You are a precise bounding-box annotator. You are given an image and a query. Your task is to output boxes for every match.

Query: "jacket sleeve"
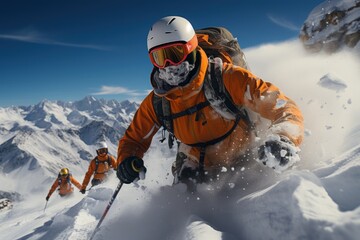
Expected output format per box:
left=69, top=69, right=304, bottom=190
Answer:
left=81, top=160, right=95, bottom=189
left=223, top=64, right=304, bottom=146
left=70, top=176, right=82, bottom=190
left=117, top=92, right=161, bottom=166
left=47, top=179, right=59, bottom=197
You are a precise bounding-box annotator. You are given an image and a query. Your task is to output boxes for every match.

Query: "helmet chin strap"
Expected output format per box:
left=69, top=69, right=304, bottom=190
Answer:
left=158, top=61, right=195, bottom=86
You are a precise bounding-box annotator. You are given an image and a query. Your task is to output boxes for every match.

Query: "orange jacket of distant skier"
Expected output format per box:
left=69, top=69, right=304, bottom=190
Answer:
left=81, top=154, right=117, bottom=189
left=48, top=174, right=82, bottom=197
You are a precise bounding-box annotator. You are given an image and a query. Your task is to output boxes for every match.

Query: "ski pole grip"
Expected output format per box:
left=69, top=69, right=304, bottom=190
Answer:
left=131, top=158, right=144, bottom=173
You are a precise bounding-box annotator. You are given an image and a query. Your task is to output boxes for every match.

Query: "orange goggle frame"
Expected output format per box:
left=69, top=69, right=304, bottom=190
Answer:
left=149, top=36, right=197, bottom=68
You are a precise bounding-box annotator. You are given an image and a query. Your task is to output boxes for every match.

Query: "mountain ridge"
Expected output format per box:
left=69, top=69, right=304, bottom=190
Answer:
left=0, top=96, right=139, bottom=190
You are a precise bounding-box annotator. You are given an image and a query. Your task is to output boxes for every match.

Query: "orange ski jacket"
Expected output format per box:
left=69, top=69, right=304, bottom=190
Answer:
left=117, top=47, right=304, bottom=169
left=47, top=174, right=82, bottom=197
left=81, top=154, right=117, bottom=189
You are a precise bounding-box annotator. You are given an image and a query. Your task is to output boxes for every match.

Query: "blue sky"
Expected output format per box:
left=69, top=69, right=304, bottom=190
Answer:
left=0, top=0, right=323, bottom=107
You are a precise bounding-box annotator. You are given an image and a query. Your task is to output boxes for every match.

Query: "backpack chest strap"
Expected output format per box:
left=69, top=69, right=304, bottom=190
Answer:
left=162, top=101, right=210, bottom=121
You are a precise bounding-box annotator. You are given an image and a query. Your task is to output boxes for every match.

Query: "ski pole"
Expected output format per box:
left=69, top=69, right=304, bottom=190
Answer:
left=44, top=200, right=48, bottom=212
left=88, top=181, right=124, bottom=240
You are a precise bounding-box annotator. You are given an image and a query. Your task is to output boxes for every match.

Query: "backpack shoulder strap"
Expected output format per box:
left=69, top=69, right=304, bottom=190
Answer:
left=152, top=94, right=173, bottom=134
left=204, top=57, right=252, bottom=127
left=57, top=174, right=62, bottom=185
left=67, top=173, right=71, bottom=183
left=94, top=157, right=100, bottom=173
left=152, top=93, right=177, bottom=148
left=107, top=156, right=111, bottom=167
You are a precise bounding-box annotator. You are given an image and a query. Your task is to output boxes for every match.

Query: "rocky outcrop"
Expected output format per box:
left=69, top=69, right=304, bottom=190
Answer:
left=299, top=0, right=360, bottom=53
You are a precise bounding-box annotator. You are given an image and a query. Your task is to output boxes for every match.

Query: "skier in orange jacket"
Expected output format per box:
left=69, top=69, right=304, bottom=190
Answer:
left=46, top=168, right=82, bottom=200
left=116, top=16, right=304, bottom=187
left=80, top=141, right=117, bottom=193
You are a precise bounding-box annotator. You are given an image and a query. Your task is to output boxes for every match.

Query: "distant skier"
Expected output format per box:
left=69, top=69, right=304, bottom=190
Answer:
left=115, top=16, right=304, bottom=189
left=80, top=141, right=117, bottom=193
left=46, top=168, right=82, bottom=200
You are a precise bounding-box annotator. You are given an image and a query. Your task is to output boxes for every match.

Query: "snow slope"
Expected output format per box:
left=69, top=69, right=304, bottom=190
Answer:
left=1, top=39, right=360, bottom=240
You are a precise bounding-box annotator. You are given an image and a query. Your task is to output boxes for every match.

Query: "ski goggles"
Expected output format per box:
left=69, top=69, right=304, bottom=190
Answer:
left=97, top=148, right=108, bottom=154
left=149, top=36, right=197, bottom=68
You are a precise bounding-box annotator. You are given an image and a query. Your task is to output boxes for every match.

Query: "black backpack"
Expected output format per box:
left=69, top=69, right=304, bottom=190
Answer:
left=196, top=27, right=249, bottom=69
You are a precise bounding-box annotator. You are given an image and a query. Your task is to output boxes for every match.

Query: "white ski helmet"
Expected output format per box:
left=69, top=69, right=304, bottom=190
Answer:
left=97, top=141, right=108, bottom=150
left=147, top=16, right=198, bottom=52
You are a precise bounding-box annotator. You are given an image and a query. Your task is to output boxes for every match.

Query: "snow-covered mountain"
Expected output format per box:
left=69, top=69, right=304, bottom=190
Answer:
left=299, top=0, right=360, bottom=53
left=0, top=96, right=139, bottom=197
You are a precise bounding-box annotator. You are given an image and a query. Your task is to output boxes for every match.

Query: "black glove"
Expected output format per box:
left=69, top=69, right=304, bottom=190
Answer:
left=46, top=196, right=50, bottom=201
left=258, top=136, right=295, bottom=166
left=80, top=189, right=86, bottom=194
left=117, top=156, right=146, bottom=184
